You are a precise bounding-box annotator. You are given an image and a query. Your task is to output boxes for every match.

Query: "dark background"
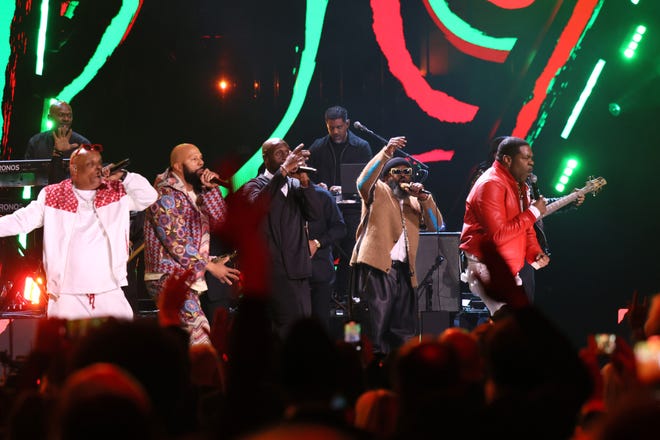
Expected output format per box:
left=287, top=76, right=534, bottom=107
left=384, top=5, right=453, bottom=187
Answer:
left=1, top=0, right=659, bottom=347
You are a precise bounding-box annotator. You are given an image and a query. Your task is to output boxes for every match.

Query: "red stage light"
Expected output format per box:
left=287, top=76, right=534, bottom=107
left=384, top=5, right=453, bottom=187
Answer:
left=23, top=276, right=42, bottom=305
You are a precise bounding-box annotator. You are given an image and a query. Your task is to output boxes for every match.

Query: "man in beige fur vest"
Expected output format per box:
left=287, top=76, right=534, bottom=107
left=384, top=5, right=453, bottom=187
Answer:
left=350, top=136, right=443, bottom=356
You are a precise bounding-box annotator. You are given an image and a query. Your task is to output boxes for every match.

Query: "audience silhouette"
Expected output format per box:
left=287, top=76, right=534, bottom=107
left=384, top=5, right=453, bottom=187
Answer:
left=2, top=196, right=660, bottom=440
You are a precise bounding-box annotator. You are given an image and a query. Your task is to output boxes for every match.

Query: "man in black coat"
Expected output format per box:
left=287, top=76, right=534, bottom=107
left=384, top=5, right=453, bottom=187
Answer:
left=241, top=138, right=322, bottom=339
left=307, top=105, right=372, bottom=193
left=307, top=185, right=346, bottom=333
left=307, top=106, right=373, bottom=306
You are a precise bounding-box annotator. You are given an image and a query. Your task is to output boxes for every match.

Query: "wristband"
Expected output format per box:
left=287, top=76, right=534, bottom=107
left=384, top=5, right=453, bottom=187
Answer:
left=313, top=239, right=321, bottom=249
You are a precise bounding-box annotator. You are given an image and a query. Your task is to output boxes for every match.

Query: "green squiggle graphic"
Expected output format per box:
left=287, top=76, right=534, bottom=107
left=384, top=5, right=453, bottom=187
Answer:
left=57, top=0, right=140, bottom=101
left=229, top=0, right=329, bottom=192
left=40, top=0, right=141, bottom=131
left=426, top=0, right=516, bottom=51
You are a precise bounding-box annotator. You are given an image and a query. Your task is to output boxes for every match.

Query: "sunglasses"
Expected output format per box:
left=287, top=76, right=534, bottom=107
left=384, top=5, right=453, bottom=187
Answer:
left=389, top=167, right=413, bottom=176
left=71, top=144, right=103, bottom=159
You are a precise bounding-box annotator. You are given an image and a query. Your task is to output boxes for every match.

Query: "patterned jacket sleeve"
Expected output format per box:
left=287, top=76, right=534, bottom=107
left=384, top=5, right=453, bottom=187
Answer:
left=146, top=187, right=209, bottom=278
left=199, top=187, right=228, bottom=230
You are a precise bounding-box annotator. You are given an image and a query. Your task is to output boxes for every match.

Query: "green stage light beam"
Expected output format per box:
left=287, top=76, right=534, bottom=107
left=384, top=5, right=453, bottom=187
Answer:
left=623, top=25, right=646, bottom=59
left=554, top=157, right=580, bottom=193
left=561, top=58, right=606, bottom=139
left=36, top=0, right=49, bottom=75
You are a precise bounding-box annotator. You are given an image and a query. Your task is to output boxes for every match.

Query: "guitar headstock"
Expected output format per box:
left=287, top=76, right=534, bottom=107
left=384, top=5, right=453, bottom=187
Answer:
left=584, top=176, right=607, bottom=195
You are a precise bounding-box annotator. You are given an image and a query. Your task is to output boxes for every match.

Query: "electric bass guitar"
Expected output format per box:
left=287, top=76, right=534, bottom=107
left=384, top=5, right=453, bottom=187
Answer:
left=540, top=176, right=607, bottom=219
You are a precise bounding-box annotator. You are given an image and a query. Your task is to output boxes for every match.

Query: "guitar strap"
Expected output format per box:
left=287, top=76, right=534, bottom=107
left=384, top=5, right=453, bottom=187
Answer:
left=533, top=220, right=551, bottom=256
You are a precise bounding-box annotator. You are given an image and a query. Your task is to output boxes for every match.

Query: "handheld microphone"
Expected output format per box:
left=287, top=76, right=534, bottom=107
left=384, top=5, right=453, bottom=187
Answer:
left=529, top=173, right=541, bottom=200
left=400, top=182, right=431, bottom=195
left=196, top=168, right=231, bottom=187
left=297, top=166, right=317, bottom=174
left=108, top=158, right=130, bottom=174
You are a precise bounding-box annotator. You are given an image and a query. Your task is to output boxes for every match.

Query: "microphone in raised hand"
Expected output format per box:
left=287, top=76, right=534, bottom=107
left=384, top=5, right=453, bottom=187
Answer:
left=282, top=143, right=315, bottom=175
left=108, top=158, right=130, bottom=174
left=102, top=158, right=130, bottom=180
left=529, top=173, right=541, bottom=200
left=297, top=165, right=317, bottom=174
left=400, top=182, right=431, bottom=195
left=196, top=168, right=230, bottom=187
left=531, top=195, right=547, bottom=215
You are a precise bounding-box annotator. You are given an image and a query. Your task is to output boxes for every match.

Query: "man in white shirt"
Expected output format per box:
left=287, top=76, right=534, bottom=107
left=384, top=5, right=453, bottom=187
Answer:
left=0, top=144, right=157, bottom=319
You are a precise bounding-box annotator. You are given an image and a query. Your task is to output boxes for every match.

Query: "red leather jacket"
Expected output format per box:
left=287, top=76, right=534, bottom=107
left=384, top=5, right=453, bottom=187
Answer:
left=460, top=161, right=542, bottom=275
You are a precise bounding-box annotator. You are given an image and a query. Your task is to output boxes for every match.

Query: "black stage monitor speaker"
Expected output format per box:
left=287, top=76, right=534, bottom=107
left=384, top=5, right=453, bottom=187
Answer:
left=0, top=318, right=39, bottom=360
left=420, top=311, right=451, bottom=336
left=415, top=232, right=461, bottom=313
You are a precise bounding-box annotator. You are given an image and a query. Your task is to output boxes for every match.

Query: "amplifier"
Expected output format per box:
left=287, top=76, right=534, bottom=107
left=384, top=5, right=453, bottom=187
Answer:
left=415, top=232, right=461, bottom=313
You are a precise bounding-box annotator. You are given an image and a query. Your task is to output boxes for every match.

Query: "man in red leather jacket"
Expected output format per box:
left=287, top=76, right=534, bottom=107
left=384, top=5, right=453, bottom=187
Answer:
left=460, top=137, right=549, bottom=316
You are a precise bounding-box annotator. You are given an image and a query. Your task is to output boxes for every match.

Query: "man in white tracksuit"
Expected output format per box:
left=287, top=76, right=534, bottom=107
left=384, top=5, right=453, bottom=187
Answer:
left=0, top=144, right=157, bottom=319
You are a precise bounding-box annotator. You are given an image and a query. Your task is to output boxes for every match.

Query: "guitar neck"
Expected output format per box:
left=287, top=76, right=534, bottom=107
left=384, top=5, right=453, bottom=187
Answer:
left=542, top=190, right=582, bottom=218
left=538, top=177, right=605, bottom=219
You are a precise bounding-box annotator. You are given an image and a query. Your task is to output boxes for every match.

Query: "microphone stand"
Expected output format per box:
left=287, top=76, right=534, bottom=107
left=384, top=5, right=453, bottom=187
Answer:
left=416, top=255, right=445, bottom=311
left=353, top=122, right=429, bottom=170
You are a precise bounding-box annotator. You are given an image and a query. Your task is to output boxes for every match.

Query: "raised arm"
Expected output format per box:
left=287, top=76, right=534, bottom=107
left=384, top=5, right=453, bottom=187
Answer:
left=122, top=172, right=158, bottom=211
left=356, top=137, right=406, bottom=202
left=0, top=190, right=46, bottom=236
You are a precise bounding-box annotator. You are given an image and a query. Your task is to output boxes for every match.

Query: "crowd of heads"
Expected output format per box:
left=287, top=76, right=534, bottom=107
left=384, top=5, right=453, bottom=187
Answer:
left=3, top=113, right=657, bottom=439
left=2, top=284, right=660, bottom=439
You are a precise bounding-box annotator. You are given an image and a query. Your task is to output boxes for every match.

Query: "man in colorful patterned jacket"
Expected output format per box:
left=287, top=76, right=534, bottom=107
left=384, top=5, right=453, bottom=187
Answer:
left=0, top=144, right=157, bottom=319
left=144, top=143, right=240, bottom=345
